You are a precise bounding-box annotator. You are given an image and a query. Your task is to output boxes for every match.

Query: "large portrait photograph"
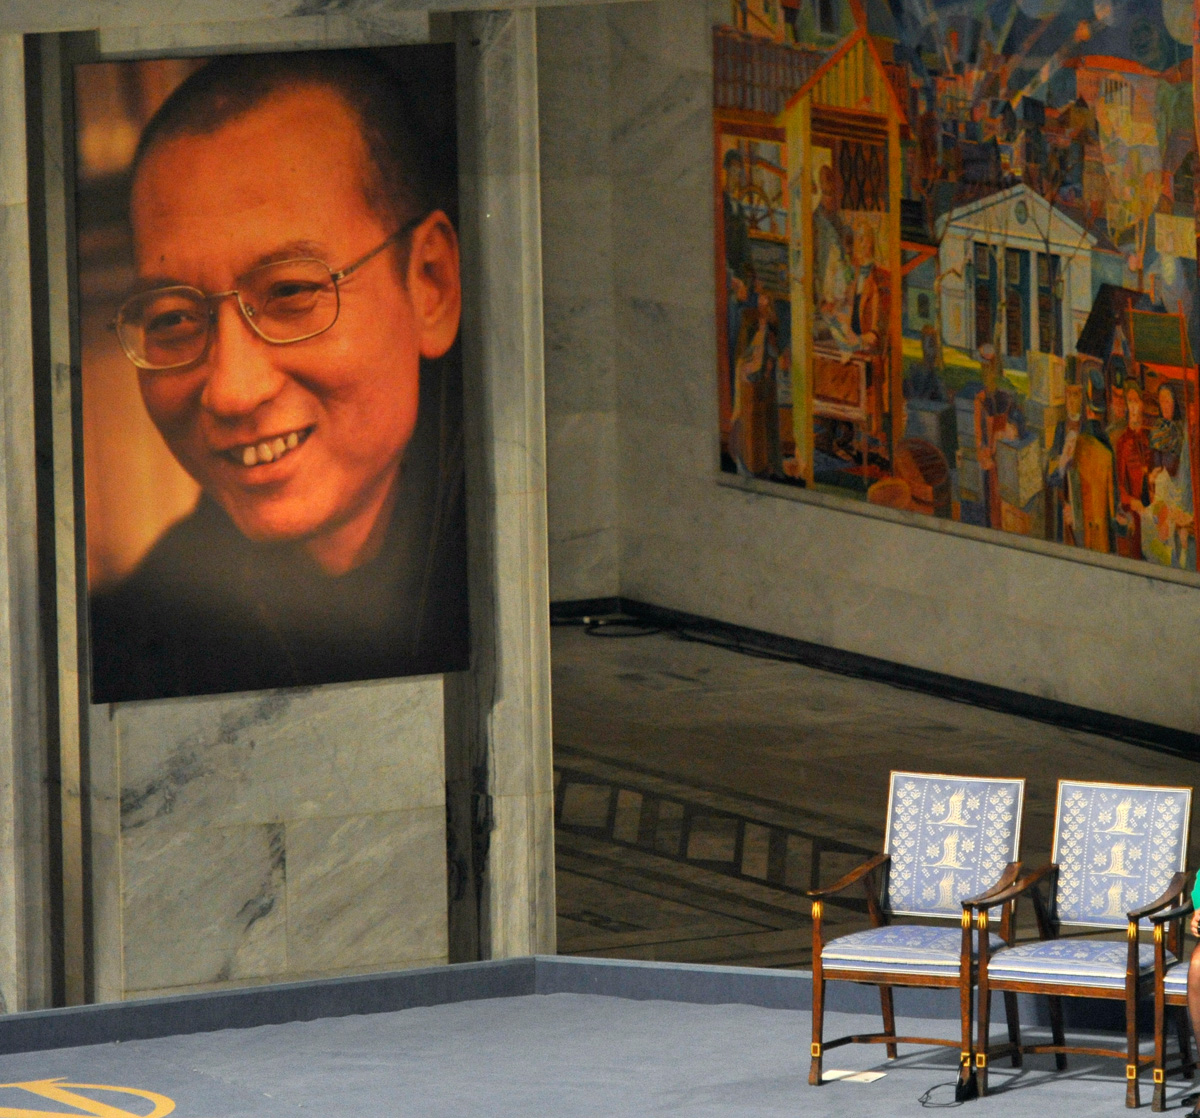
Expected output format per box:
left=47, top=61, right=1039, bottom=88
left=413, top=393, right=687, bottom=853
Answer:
left=715, top=0, right=1200, bottom=573
left=75, top=45, right=468, bottom=703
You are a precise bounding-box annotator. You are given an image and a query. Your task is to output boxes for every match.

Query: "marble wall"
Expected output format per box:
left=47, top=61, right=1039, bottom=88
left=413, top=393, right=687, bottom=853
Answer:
left=91, top=682, right=448, bottom=1000
left=539, top=6, right=619, bottom=603
left=0, top=35, right=54, bottom=1015
left=538, top=0, right=1200, bottom=734
left=0, top=2, right=556, bottom=1009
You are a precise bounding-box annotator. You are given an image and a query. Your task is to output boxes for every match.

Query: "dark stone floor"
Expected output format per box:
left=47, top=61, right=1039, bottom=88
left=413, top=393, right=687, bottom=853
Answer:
left=551, top=623, right=1200, bottom=967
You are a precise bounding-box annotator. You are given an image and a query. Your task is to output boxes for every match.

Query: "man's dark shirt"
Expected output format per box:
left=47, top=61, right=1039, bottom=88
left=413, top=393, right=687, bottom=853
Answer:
left=89, top=364, right=469, bottom=702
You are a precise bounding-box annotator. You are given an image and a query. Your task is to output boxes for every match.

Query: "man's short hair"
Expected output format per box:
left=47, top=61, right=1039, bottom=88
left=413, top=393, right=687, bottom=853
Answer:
left=133, top=49, right=454, bottom=235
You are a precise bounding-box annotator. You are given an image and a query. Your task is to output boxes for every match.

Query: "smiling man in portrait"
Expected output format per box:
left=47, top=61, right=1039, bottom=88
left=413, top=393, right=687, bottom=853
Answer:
left=88, top=50, right=469, bottom=701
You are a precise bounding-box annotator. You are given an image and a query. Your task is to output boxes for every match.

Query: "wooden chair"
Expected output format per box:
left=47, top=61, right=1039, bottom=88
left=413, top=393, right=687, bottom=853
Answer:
left=975, top=780, right=1191, bottom=1108
left=1151, top=890, right=1194, bottom=1111
left=808, top=771, right=1024, bottom=1099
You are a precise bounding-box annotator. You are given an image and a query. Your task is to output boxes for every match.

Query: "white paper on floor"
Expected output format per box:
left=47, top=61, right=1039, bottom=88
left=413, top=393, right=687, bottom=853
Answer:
left=820, top=1069, right=887, bottom=1083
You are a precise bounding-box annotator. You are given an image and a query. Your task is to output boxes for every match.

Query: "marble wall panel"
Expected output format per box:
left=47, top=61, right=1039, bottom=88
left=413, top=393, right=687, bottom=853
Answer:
left=0, top=34, right=52, bottom=1013
left=106, top=678, right=446, bottom=997
left=97, top=11, right=429, bottom=54
left=540, top=175, right=615, bottom=417
left=546, top=411, right=619, bottom=602
left=539, top=5, right=619, bottom=602
left=286, top=808, right=446, bottom=973
left=122, top=821, right=288, bottom=993
left=1, top=0, right=648, bottom=37
left=537, top=6, right=611, bottom=178
left=88, top=710, right=122, bottom=1002
left=614, top=296, right=715, bottom=433
left=116, top=682, right=445, bottom=832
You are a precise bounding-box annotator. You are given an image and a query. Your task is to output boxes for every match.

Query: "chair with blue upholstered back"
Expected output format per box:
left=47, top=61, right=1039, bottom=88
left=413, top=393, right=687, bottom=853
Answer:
left=975, top=780, right=1191, bottom=1109
left=808, top=771, right=1025, bottom=1098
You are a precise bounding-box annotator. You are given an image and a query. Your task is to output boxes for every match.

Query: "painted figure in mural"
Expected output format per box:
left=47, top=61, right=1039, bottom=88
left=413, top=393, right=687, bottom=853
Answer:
left=1047, top=383, right=1084, bottom=545
left=90, top=50, right=468, bottom=701
left=973, top=344, right=1025, bottom=530
left=1143, top=381, right=1195, bottom=567
left=813, top=164, right=850, bottom=342
left=1073, top=372, right=1116, bottom=553
left=723, top=148, right=756, bottom=392
left=1116, top=386, right=1153, bottom=562
left=730, top=291, right=782, bottom=477
left=903, top=325, right=946, bottom=404
left=1106, top=385, right=1128, bottom=446
left=848, top=225, right=888, bottom=356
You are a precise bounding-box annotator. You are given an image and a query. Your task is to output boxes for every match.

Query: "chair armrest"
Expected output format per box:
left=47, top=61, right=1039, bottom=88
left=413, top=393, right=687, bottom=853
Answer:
left=961, top=861, right=1022, bottom=909
left=1149, top=900, right=1193, bottom=926
left=973, top=861, right=1056, bottom=908
left=1128, top=872, right=1188, bottom=921
left=807, top=852, right=889, bottom=899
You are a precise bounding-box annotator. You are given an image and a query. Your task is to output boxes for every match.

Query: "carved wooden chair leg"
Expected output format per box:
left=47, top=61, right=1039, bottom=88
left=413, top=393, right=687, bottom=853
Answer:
left=1126, top=983, right=1141, bottom=1110
left=880, top=985, right=898, bottom=1059
left=1153, top=1000, right=1168, bottom=1113
left=976, top=974, right=992, bottom=1097
left=1048, top=995, right=1068, bottom=1070
left=809, top=975, right=825, bottom=1086
left=1003, top=991, right=1022, bottom=1067
left=957, top=962, right=976, bottom=1100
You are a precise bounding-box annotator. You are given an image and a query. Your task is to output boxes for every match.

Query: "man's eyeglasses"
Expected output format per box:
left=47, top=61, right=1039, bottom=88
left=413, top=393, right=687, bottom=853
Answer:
left=113, top=214, right=425, bottom=372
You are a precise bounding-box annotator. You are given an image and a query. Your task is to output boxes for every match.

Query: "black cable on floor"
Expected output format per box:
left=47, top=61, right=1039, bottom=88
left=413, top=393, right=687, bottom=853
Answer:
left=583, top=617, right=661, bottom=638
left=917, top=1081, right=966, bottom=1107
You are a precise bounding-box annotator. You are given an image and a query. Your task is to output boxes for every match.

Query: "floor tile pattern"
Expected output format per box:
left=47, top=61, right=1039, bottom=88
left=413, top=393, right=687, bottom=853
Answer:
left=551, top=624, right=1200, bottom=967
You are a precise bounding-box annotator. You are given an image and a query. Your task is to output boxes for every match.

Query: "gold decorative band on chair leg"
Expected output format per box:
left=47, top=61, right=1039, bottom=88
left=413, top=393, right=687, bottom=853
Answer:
left=960, top=1053, right=971, bottom=1067
left=811, top=1043, right=822, bottom=1058
left=961, top=910, right=971, bottom=929
left=975, top=1054, right=987, bottom=1068
left=1127, top=1065, right=1138, bottom=1080
left=1154, top=1069, right=1165, bottom=1084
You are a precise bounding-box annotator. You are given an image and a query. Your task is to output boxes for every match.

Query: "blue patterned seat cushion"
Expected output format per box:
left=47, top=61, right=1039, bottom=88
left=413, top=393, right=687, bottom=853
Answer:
left=984, top=939, right=1177, bottom=989
left=1163, top=963, right=1189, bottom=996
left=822, top=925, right=1004, bottom=978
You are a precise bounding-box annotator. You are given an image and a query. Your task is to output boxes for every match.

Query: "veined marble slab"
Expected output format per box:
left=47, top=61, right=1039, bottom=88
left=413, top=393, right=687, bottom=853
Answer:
left=106, top=680, right=447, bottom=998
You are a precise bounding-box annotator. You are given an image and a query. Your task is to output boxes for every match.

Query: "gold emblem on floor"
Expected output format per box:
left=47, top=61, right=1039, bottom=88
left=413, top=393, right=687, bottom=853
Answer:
left=0, top=1078, right=174, bottom=1117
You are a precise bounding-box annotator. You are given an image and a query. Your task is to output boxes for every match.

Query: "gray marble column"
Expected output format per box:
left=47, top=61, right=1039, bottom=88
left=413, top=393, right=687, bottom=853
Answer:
left=450, top=9, right=555, bottom=960
left=0, top=34, right=53, bottom=1012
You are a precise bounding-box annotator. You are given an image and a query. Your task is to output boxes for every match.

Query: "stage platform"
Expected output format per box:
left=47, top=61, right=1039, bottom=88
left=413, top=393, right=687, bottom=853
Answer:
left=0, top=956, right=1189, bottom=1116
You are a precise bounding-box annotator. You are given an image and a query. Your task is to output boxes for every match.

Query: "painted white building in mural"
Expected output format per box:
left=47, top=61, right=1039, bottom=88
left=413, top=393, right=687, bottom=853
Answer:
left=936, top=184, right=1097, bottom=364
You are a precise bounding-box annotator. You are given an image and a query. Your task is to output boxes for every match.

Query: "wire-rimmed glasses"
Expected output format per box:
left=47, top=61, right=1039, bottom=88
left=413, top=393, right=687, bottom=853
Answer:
left=113, top=214, right=425, bottom=371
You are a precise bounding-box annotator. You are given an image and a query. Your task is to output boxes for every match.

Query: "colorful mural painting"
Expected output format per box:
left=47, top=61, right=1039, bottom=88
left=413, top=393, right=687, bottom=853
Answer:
left=715, top=0, right=1200, bottom=571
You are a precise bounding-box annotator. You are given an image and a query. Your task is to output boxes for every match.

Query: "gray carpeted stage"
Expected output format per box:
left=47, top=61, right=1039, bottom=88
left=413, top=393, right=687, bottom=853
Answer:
left=0, top=957, right=1188, bottom=1116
